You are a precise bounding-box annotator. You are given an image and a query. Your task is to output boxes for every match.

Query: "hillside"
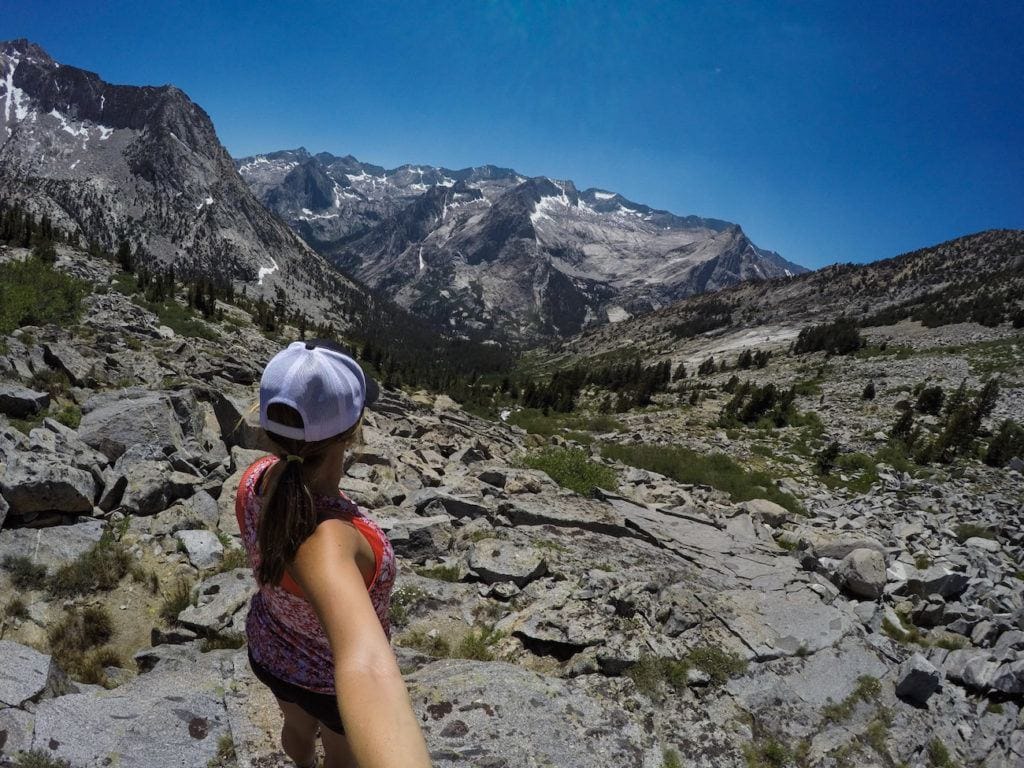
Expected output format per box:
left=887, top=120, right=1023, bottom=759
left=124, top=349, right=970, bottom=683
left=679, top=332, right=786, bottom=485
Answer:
left=0, top=40, right=363, bottom=324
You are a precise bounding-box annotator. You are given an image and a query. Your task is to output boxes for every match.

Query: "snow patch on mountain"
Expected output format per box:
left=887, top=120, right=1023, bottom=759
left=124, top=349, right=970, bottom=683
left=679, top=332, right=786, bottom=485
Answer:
left=257, top=258, right=279, bottom=285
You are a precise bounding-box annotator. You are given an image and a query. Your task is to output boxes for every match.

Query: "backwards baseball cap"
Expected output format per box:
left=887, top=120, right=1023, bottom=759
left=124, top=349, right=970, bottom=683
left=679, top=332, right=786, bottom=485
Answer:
left=259, top=339, right=379, bottom=442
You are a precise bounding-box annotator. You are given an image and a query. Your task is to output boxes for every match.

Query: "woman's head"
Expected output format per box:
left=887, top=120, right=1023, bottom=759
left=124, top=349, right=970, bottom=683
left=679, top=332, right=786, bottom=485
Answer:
left=254, top=339, right=378, bottom=585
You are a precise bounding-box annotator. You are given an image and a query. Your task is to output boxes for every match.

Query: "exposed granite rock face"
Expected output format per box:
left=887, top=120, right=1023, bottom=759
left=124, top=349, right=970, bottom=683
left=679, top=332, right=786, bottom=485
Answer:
left=405, top=660, right=659, bottom=767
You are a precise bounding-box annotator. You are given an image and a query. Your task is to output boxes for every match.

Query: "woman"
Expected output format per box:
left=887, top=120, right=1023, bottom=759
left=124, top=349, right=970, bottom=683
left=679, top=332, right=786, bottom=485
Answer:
left=235, top=339, right=431, bottom=768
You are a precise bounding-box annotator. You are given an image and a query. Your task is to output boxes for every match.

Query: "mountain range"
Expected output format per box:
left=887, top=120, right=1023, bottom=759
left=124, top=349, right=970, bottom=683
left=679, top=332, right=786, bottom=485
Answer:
left=236, top=148, right=807, bottom=341
left=0, top=39, right=363, bottom=326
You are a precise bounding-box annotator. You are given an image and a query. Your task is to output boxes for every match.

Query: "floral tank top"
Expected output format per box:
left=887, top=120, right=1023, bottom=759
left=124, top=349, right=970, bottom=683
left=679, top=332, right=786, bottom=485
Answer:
left=235, top=455, right=396, bottom=693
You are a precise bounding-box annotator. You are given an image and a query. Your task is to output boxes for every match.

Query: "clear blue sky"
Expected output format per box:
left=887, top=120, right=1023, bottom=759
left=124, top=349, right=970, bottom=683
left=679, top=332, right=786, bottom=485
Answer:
left=5, top=1, right=1023, bottom=269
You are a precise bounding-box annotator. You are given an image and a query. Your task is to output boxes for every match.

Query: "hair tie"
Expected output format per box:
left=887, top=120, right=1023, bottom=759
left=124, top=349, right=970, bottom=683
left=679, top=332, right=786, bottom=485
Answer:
left=285, top=454, right=304, bottom=464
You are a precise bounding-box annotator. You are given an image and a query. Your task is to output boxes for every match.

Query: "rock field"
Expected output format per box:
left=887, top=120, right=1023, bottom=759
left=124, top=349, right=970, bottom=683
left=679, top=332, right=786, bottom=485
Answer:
left=1, top=249, right=1022, bottom=767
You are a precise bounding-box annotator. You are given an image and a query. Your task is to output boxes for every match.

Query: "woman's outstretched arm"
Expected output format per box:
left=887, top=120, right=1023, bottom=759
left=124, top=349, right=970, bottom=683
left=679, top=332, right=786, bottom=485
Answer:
left=290, top=519, right=432, bottom=768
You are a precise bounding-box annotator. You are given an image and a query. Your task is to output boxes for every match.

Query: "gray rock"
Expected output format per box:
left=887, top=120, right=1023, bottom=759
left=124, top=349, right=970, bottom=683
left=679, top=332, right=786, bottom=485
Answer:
left=0, top=494, right=8, bottom=530
left=964, top=536, right=1001, bottom=553
left=30, top=649, right=230, bottom=768
left=176, top=569, right=256, bottom=634
left=174, top=529, right=224, bottom=570
left=0, top=706, right=35, bottom=756
left=468, top=538, right=548, bottom=587
left=0, top=640, right=70, bottom=708
left=43, top=341, right=94, bottom=385
left=112, top=445, right=201, bottom=516
left=78, top=392, right=185, bottom=461
left=0, top=518, right=104, bottom=572
left=0, top=451, right=97, bottom=516
left=738, top=498, right=792, bottom=527
left=411, top=489, right=491, bottom=520
left=895, top=653, right=942, bottom=706
left=477, top=468, right=508, bottom=488
left=0, top=383, right=49, bottom=418
left=389, top=515, right=453, bottom=562
left=837, top=548, right=887, bottom=599
left=906, top=566, right=971, bottom=599
left=405, top=659, right=658, bottom=767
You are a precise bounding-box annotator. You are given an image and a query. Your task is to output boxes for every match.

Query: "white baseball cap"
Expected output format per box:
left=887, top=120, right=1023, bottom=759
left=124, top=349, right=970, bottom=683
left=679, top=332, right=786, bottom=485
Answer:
left=259, top=339, right=379, bottom=442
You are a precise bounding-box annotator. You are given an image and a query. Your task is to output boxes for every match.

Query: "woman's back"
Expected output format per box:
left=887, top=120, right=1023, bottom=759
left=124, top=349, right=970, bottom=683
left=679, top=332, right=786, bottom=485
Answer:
left=237, top=454, right=396, bottom=693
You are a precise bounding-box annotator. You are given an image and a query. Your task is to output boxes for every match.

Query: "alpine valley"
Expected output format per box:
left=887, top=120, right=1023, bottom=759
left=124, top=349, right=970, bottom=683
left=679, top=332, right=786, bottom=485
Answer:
left=236, top=147, right=807, bottom=342
left=1, top=38, right=1023, bottom=768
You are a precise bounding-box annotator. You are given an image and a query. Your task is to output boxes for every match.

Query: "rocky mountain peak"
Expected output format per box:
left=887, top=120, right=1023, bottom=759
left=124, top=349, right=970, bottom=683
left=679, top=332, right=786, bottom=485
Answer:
left=0, top=39, right=366, bottom=327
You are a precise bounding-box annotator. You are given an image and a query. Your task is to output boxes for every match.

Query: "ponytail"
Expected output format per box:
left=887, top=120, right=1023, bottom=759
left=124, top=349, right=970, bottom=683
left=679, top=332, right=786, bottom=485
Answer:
left=256, top=403, right=361, bottom=586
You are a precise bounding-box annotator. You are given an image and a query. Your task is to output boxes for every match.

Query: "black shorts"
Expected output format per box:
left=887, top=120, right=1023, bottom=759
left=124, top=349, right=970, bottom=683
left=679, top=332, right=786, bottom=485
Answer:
left=247, top=650, right=345, bottom=735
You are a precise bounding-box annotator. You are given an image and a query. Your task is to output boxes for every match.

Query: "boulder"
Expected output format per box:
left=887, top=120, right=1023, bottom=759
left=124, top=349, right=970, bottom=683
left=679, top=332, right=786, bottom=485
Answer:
left=0, top=518, right=104, bottom=572
left=411, top=489, right=491, bottom=520
left=0, top=383, right=49, bottom=418
left=176, top=569, right=256, bottom=635
left=468, top=538, right=548, bottom=587
left=389, top=515, right=454, bottom=562
left=405, top=659, right=658, bottom=767
left=905, top=566, right=971, bottom=600
left=78, top=392, right=185, bottom=461
left=895, top=653, right=942, bottom=706
left=111, top=445, right=201, bottom=516
left=0, top=493, right=8, bottom=529
left=174, top=529, right=224, bottom=570
left=738, top=499, right=793, bottom=528
left=836, top=548, right=887, bottom=599
left=43, top=342, right=94, bottom=385
left=29, top=649, right=231, bottom=768
left=0, top=706, right=35, bottom=755
left=0, top=640, right=70, bottom=708
left=0, top=451, right=97, bottom=516
left=964, top=536, right=1000, bottom=553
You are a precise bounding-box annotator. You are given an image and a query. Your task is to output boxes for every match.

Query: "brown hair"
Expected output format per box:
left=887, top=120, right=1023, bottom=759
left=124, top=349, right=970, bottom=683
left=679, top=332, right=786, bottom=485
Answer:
left=256, top=402, right=362, bottom=586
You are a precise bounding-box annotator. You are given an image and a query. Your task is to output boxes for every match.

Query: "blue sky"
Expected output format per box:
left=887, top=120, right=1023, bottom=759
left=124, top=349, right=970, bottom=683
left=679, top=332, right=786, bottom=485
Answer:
left=5, top=1, right=1023, bottom=269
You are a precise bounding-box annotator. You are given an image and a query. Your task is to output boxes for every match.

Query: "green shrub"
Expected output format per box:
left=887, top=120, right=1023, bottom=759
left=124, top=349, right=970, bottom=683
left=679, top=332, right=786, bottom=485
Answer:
left=47, top=530, right=131, bottom=597
left=601, top=443, right=804, bottom=515
left=0, top=257, right=89, bottom=335
left=663, top=749, right=683, bottom=768
left=54, top=403, right=82, bottom=429
left=159, top=578, right=195, bottom=625
left=626, top=655, right=690, bottom=699
left=29, top=369, right=71, bottom=398
left=815, top=441, right=841, bottom=476
left=984, top=419, right=1024, bottom=467
left=915, top=386, right=945, bottom=415
left=743, top=738, right=793, bottom=768
left=389, top=586, right=428, bottom=627
left=928, top=739, right=957, bottom=768
left=822, top=675, right=882, bottom=723
left=399, top=629, right=451, bottom=657
left=207, top=734, right=237, bottom=768
left=454, top=626, right=504, bottom=661
left=519, top=447, right=618, bottom=496
left=12, top=749, right=73, bottom=768
left=2, top=555, right=48, bottom=590
left=793, top=318, right=863, bottom=355
left=4, top=595, right=29, bottom=621
left=688, top=645, right=748, bottom=685
left=862, top=381, right=876, bottom=400
left=47, top=605, right=121, bottom=685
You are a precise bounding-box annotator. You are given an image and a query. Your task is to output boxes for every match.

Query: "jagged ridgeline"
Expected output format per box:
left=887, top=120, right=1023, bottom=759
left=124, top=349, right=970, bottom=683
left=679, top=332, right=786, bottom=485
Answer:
left=236, top=150, right=807, bottom=343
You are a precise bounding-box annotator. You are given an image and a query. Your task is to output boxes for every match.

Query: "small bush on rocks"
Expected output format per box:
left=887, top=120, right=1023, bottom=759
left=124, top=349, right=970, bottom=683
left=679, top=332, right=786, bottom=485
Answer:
left=454, top=626, right=504, bottom=661
left=519, top=447, right=618, bottom=496
left=742, top=738, right=793, bottom=768
left=413, top=564, right=462, bottom=582
left=12, top=749, right=73, bottom=768
left=2, top=555, right=48, bottom=590
left=47, top=605, right=121, bottom=685
left=399, top=629, right=451, bottom=657
left=688, top=645, right=748, bottom=685
left=915, top=385, right=945, bottom=415
left=159, top=578, right=195, bottom=625
left=200, top=631, right=245, bottom=652
left=627, top=655, right=690, bottom=699
left=47, top=530, right=131, bottom=598
left=984, top=419, right=1024, bottom=467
